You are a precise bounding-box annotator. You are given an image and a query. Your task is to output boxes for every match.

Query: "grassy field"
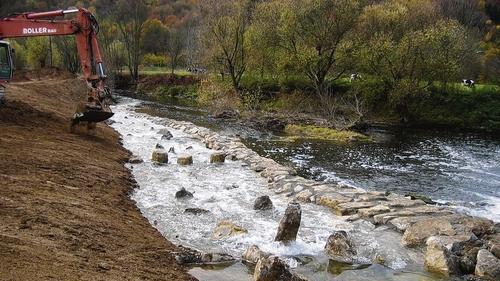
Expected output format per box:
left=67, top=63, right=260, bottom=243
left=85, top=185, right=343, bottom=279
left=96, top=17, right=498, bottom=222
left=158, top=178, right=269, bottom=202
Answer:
left=124, top=66, right=193, bottom=76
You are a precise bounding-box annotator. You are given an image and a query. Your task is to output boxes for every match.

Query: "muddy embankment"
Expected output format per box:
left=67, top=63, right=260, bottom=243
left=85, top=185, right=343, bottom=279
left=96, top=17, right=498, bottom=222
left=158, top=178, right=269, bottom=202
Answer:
left=0, top=77, right=195, bottom=281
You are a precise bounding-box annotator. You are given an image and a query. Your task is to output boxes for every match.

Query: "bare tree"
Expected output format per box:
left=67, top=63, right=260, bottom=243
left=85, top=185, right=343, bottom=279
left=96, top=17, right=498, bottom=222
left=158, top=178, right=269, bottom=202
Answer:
left=113, top=0, right=150, bottom=82
left=166, top=28, right=187, bottom=74
left=200, top=0, right=253, bottom=94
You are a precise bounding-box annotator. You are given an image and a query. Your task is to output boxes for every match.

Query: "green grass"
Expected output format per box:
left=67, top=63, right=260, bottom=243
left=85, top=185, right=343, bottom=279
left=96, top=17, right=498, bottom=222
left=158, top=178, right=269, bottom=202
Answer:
left=284, top=124, right=370, bottom=142
left=120, top=66, right=193, bottom=76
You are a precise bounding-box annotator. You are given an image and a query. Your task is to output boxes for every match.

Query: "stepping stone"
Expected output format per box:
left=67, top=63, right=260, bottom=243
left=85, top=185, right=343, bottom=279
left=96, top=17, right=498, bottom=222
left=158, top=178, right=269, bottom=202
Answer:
left=151, top=149, right=168, bottom=164
left=177, top=154, right=193, bottom=165
left=210, top=152, right=225, bottom=163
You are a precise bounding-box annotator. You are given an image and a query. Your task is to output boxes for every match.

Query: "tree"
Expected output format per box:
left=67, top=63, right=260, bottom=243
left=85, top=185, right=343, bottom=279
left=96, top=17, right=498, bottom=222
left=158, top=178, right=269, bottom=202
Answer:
left=357, top=0, right=474, bottom=122
left=100, top=0, right=150, bottom=82
left=253, top=0, right=362, bottom=96
left=142, top=19, right=187, bottom=74
left=26, top=37, right=51, bottom=69
left=53, top=36, right=80, bottom=74
left=200, top=0, right=253, bottom=94
left=165, top=27, right=187, bottom=74
left=142, top=19, right=169, bottom=55
left=97, top=19, right=128, bottom=76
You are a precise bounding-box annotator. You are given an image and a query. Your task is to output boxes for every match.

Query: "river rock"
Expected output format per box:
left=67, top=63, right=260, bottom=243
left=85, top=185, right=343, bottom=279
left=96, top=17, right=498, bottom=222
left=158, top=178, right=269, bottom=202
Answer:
left=151, top=149, right=168, bottom=164
left=424, top=236, right=461, bottom=276
left=210, top=152, right=226, bottom=163
left=402, top=216, right=456, bottom=247
left=357, top=205, right=391, bottom=218
left=173, top=245, right=235, bottom=265
left=184, top=208, right=210, bottom=215
left=254, top=256, right=307, bottom=281
left=295, top=189, right=314, bottom=203
left=490, top=244, right=500, bottom=259
left=158, top=128, right=173, bottom=139
left=265, top=119, right=286, bottom=132
left=169, top=146, right=176, bottom=154
left=156, top=143, right=164, bottom=149
left=212, top=110, right=239, bottom=119
left=128, top=156, right=143, bottom=164
left=334, top=201, right=378, bottom=216
left=275, top=202, right=301, bottom=243
left=324, top=231, right=357, bottom=264
left=318, top=193, right=352, bottom=209
left=177, top=153, right=193, bottom=165
left=98, top=261, right=111, bottom=271
left=242, top=245, right=270, bottom=264
left=175, top=188, right=193, bottom=199
left=254, top=196, right=273, bottom=210
left=405, top=193, right=436, bottom=205
left=212, top=220, right=248, bottom=239
left=475, top=249, right=500, bottom=280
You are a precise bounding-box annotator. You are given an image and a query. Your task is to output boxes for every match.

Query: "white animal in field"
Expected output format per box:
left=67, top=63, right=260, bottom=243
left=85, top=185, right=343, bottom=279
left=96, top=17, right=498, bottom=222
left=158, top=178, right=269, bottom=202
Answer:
left=187, top=67, right=207, bottom=74
left=350, top=73, right=362, bottom=82
left=462, top=79, right=475, bottom=88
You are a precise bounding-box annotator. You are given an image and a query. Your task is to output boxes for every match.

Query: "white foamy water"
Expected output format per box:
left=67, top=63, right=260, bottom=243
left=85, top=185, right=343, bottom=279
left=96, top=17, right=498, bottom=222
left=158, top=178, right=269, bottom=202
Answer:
left=110, top=98, right=431, bottom=280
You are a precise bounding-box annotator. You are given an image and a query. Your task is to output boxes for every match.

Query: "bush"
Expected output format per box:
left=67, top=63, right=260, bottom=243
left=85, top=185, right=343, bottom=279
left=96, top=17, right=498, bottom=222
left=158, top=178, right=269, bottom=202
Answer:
left=407, top=83, right=500, bottom=129
left=197, top=78, right=241, bottom=112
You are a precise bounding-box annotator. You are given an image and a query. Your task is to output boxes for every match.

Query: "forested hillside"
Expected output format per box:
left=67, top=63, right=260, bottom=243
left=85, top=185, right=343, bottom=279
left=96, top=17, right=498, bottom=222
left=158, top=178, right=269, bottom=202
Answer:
left=1, top=0, right=499, bottom=129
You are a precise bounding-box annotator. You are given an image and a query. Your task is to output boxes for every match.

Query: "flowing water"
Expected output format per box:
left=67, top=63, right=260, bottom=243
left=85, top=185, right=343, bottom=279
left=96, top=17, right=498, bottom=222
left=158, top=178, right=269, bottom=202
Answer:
left=110, top=97, right=445, bottom=281
left=132, top=99, right=500, bottom=223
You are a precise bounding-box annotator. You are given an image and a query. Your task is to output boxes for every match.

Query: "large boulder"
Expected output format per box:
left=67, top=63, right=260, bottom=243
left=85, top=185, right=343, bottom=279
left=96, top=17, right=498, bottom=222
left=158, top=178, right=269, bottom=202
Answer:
left=275, top=203, right=302, bottom=243
left=402, top=216, right=456, bottom=247
left=212, top=220, right=248, bottom=239
left=475, top=249, right=500, bottom=280
left=151, top=149, right=168, bottom=164
left=491, top=244, right=500, bottom=259
left=254, top=256, right=307, bottom=281
left=423, top=234, right=483, bottom=277
left=423, top=236, right=461, bottom=277
left=242, top=245, right=270, bottom=264
left=177, top=153, right=193, bottom=165
left=210, top=152, right=226, bottom=164
left=254, top=196, right=273, bottom=210
left=175, top=188, right=193, bottom=199
left=324, top=231, right=357, bottom=264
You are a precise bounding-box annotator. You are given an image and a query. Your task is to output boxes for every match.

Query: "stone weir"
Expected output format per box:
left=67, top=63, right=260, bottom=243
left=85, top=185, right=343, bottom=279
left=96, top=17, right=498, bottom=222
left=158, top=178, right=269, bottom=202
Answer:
left=156, top=117, right=500, bottom=280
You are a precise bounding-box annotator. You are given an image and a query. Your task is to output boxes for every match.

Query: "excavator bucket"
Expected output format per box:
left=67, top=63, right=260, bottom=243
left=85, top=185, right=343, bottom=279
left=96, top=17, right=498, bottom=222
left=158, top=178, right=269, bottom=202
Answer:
left=72, top=109, right=114, bottom=123
left=71, top=102, right=114, bottom=126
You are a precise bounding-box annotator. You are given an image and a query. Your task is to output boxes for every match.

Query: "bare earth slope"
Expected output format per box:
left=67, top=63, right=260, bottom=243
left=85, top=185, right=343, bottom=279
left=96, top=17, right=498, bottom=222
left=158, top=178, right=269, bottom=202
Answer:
left=0, top=78, right=195, bottom=281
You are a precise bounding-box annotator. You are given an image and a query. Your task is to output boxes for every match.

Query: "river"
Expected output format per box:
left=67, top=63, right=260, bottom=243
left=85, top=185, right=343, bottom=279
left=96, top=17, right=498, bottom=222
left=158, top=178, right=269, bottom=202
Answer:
left=132, top=98, right=500, bottom=223
left=109, top=96, right=499, bottom=281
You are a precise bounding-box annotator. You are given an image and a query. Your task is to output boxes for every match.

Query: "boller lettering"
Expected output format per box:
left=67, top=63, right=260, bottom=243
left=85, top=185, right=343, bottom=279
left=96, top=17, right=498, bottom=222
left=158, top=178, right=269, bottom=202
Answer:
left=22, top=27, right=57, bottom=35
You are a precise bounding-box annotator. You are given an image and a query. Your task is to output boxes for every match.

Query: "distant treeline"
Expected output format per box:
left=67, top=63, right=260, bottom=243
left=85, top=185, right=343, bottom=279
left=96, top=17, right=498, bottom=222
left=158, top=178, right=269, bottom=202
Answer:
left=2, top=0, right=499, bottom=127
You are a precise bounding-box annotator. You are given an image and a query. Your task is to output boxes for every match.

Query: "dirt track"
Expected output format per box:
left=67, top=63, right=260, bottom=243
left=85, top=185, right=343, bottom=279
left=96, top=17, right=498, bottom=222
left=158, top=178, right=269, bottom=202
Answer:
left=0, top=78, right=196, bottom=281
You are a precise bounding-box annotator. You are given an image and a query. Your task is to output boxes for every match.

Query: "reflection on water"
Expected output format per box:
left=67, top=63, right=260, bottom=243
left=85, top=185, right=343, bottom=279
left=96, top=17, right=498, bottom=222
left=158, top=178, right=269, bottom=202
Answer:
left=135, top=98, right=500, bottom=222
left=244, top=130, right=500, bottom=222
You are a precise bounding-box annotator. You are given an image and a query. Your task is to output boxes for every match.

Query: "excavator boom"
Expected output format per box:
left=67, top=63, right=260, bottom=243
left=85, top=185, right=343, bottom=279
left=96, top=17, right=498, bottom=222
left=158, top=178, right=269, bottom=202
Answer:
left=0, top=8, right=113, bottom=126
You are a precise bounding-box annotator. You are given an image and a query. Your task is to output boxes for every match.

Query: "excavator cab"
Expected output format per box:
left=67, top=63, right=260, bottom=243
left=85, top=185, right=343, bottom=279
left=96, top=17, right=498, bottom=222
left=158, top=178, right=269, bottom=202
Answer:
left=0, top=41, right=14, bottom=104
left=0, top=41, right=14, bottom=82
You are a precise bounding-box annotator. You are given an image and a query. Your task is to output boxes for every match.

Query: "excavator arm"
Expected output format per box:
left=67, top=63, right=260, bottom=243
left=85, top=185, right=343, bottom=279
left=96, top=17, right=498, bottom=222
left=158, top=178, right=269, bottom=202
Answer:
left=0, top=8, right=113, bottom=125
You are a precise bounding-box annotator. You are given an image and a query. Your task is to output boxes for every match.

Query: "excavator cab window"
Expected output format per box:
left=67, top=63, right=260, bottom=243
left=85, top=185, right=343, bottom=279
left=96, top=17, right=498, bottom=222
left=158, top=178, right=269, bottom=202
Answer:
left=0, top=41, right=14, bottom=81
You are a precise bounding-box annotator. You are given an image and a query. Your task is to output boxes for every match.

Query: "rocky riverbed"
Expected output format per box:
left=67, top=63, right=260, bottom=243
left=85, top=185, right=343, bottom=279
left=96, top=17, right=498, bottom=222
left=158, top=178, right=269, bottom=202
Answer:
left=110, top=97, right=500, bottom=281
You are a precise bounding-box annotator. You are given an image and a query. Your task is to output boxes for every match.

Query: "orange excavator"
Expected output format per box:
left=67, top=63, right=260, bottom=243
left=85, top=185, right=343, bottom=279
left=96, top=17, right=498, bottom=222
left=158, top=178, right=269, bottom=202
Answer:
left=0, top=8, right=113, bottom=129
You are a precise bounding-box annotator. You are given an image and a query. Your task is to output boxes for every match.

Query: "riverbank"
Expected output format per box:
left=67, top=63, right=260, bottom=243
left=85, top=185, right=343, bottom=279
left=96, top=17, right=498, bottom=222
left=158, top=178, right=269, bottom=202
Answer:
left=116, top=73, right=500, bottom=133
left=0, top=78, right=195, bottom=280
